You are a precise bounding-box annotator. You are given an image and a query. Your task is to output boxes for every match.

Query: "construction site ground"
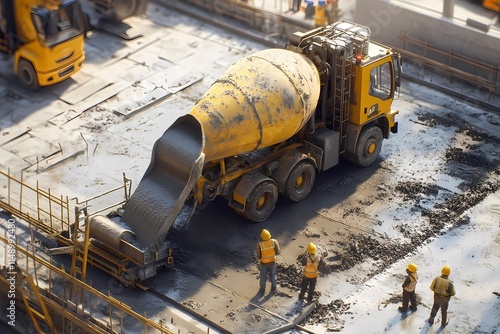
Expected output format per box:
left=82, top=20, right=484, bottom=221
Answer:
left=1, top=1, right=500, bottom=333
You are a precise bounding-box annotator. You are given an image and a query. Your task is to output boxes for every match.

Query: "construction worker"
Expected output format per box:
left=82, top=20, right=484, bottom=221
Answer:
left=399, top=263, right=418, bottom=312
left=256, top=229, right=281, bottom=294
left=299, top=242, right=323, bottom=303
left=428, top=265, right=456, bottom=327
left=314, top=0, right=329, bottom=27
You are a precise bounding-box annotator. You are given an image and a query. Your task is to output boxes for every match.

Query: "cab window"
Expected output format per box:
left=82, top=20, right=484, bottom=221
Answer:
left=369, top=62, right=393, bottom=100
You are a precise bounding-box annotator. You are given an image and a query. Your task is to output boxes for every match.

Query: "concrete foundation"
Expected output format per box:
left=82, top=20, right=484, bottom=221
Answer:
left=354, top=0, right=500, bottom=94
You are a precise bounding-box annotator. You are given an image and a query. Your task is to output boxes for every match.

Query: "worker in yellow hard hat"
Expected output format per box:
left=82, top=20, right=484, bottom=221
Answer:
left=428, top=265, right=456, bottom=327
left=256, top=229, right=281, bottom=294
left=298, top=242, right=324, bottom=303
left=399, top=263, right=418, bottom=312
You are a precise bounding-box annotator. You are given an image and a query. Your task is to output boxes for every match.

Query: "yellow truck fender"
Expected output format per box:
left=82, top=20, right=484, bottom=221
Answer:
left=229, top=173, right=276, bottom=213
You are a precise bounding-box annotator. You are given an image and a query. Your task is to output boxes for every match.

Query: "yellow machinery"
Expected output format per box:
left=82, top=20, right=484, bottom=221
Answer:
left=86, top=21, right=401, bottom=285
left=0, top=0, right=86, bottom=89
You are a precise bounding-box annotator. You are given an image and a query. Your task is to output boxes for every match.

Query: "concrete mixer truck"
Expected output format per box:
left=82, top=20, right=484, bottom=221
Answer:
left=85, top=21, right=401, bottom=284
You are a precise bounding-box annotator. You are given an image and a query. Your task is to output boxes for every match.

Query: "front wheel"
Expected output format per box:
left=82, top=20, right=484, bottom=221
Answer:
left=243, top=181, right=278, bottom=222
left=284, top=161, right=316, bottom=202
left=352, top=126, right=383, bottom=167
left=18, top=59, right=40, bottom=90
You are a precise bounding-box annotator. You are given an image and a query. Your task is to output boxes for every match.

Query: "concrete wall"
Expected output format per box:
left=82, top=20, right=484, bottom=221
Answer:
left=353, top=0, right=500, bottom=94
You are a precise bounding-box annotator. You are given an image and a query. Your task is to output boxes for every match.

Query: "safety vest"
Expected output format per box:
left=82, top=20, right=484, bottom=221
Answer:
left=432, top=276, right=451, bottom=297
left=259, top=240, right=276, bottom=264
left=303, top=255, right=320, bottom=278
left=404, top=273, right=418, bottom=292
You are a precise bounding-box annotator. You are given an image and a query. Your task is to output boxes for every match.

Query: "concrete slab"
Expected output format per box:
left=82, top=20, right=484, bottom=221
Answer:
left=162, top=66, right=204, bottom=93
left=112, top=87, right=172, bottom=118
left=2, top=133, right=60, bottom=167
left=49, top=80, right=131, bottom=126
left=0, top=148, right=30, bottom=171
left=59, top=77, right=113, bottom=105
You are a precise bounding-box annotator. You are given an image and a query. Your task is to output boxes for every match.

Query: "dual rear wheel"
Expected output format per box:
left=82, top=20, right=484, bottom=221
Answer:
left=241, top=161, right=316, bottom=222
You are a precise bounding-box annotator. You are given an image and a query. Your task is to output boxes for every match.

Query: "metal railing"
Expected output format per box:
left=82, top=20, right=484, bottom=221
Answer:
left=0, top=234, right=175, bottom=334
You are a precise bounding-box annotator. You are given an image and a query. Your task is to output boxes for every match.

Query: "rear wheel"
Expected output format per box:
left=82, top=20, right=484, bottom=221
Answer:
left=18, top=59, right=39, bottom=90
left=243, top=181, right=278, bottom=222
left=352, top=126, right=383, bottom=167
left=284, top=161, right=316, bottom=202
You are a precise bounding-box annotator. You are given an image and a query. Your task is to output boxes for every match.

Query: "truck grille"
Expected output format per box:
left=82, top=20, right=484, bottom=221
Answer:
left=59, top=65, right=74, bottom=78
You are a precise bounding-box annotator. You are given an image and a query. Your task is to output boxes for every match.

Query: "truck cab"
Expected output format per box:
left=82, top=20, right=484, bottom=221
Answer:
left=0, top=0, right=85, bottom=89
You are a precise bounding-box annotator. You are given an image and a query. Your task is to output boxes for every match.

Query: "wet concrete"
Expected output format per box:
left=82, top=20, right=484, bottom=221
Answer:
left=122, top=115, right=205, bottom=250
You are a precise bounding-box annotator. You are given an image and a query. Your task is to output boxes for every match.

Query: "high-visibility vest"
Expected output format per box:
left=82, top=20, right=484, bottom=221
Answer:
left=259, top=240, right=276, bottom=264
left=432, top=277, right=451, bottom=297
left=404, top=273, right=418, bottom=292
left=303, top=255, right=320, bottom=278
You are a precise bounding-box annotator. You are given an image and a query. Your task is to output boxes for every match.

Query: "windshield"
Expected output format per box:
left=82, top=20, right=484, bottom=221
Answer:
left=31, top=0, right=84, bottom=48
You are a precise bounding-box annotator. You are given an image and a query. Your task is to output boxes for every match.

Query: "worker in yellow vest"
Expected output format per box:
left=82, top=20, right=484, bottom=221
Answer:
left=399, top=263, right=418, bottom=312
left=428, top=265, right=456, bottom=327
left=314, top=0, right=329, bottom=27
left=298, top=242, right=323, bottom=303
left=256, top=229, right=281, bottom=294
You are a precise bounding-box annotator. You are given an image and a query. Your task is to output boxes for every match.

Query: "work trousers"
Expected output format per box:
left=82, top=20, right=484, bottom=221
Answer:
left=402, top=290, right=417, bottom=310
left=299, top=276, right=317, bottom=301
left=259, top=262, right=277, bottom=290
left=430, top=297, right=450, bottom=324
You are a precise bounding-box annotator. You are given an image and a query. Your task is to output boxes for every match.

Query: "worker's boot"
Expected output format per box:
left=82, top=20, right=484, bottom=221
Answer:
left=398, top=306, right=408, bottom=312
left=428, top=317, right=434, bottom=325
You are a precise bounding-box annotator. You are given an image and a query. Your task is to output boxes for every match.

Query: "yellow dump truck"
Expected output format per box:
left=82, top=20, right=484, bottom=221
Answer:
left=0, top=0, right=86, bottom=89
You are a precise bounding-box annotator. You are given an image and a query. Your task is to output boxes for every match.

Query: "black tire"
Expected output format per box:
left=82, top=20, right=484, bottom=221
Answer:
left=243, top=181, right=278, bottom=222
left=352, top=126, right=383, bottom=167
left=18, top=59, right=40, bottom=90
left=284, top=161, right=316, bottom=202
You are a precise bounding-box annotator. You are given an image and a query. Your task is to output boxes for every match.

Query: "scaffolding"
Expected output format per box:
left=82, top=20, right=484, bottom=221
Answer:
left=0, top=234, right=175, bottom=333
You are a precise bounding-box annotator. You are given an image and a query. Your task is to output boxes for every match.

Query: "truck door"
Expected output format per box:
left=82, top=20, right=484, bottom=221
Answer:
left=351, top=57, right=395, bottom=127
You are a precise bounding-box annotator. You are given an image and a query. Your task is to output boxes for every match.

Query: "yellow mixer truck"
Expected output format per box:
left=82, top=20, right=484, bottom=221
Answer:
left=85, top=21, right=401, bottom=284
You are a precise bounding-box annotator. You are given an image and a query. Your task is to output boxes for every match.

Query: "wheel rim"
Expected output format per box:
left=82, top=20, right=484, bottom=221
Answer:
left=367, top=141, right=376, bottom=155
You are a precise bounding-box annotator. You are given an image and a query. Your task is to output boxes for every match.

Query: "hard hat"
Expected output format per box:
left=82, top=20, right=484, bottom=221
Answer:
left=307, top=242, right=316, bottom=254
left=406, top=263, right=417, bottom=273
left=441, top=265, right=450, bottom=276
left=261, top=229, right=271, bottom=241
left=318, top=0, right=326, bottom=5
